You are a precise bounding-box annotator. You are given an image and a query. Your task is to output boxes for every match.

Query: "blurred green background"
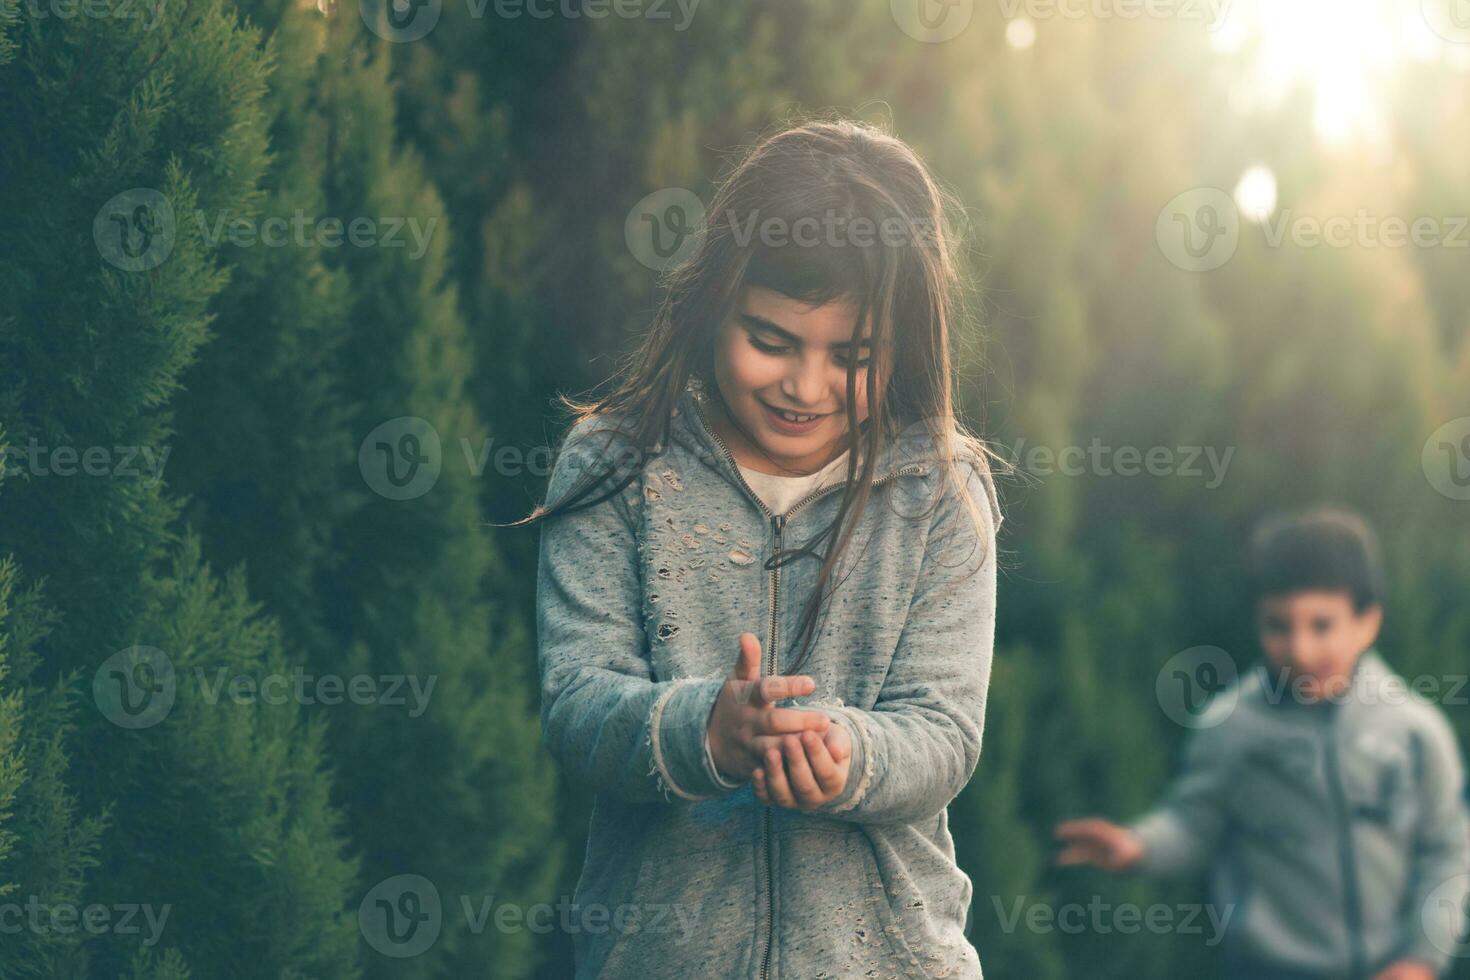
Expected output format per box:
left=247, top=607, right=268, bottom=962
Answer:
left=2, top=0, right=1469, bottom=975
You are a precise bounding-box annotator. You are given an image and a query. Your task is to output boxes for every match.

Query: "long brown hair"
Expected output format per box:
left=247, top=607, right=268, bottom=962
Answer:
left=504, top=112, right=1009, bottom=675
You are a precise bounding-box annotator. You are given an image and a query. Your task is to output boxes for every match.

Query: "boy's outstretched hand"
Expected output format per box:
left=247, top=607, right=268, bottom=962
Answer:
left=706, top=633, right=832, bottom=783
left=1052, top=818, right=1146, bottom=873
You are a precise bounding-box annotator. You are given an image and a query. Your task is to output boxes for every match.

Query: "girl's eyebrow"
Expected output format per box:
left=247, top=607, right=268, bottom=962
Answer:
left=738, top=312, right=872, bottom=350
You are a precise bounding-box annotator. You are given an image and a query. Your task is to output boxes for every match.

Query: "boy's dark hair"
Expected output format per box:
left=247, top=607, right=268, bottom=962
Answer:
left=1248, top=506, right=1385, bottom=612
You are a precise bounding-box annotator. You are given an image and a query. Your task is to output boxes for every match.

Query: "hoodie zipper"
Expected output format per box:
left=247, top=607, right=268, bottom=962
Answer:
left=1320, top=702, right=1368, bottom=979
left=689, top=395, right=921, bottom=980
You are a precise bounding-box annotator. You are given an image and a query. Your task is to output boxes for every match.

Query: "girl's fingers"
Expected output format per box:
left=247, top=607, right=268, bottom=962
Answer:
left=764, top=747, right=796, bottom=808
left=754, top=706, right=831, bottom=736
left=756, top=675, right=815, bottom=703
left=752, top=768, right=769, bottom=805
left=823, top=723, right=851, bottom=763
left=782, top=734, right=821, bottom=806
left=803, top=730, right=843, bottom=796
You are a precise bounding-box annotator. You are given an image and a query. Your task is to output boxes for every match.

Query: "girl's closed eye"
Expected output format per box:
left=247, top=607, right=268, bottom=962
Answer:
left=746, top=331, right=789, bottom=356
left=746, top=331, right=869, bottom=368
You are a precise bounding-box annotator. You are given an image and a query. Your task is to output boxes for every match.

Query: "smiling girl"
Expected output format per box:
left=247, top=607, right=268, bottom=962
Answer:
left=515, top=116, right=1007, bottom=979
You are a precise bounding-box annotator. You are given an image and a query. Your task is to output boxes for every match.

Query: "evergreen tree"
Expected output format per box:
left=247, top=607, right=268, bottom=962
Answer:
left=0, top=550, right=104, bottom=977
left=165, top=2, right=563, bottom=972
left=312, top=17, right=561, bottom=973
left=0, top=0, right=361, bottom=972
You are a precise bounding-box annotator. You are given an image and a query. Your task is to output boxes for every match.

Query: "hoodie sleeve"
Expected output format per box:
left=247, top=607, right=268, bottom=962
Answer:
left=536, top=418, right=731, bottom=804
left=812, top=455, right=1001, bottom=826
left=1125, top=720, right=1233, bottom=877
left=1392, top=706, right=1470, bottom=975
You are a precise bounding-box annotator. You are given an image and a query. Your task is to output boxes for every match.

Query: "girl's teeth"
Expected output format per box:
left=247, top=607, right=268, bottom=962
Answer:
left=778, top=409, right=818, bottom=423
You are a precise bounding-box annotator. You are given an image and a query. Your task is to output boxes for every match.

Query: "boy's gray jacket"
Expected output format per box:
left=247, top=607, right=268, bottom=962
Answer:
left=536, top=384, right=1002, bottom=979
left=1129, top=651, right=1470, bottom=977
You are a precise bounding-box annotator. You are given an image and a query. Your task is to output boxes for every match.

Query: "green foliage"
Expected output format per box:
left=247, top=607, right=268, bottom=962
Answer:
left=0, top=555, right=105, bottom=978
left=4, top=0, right=1469, bottom=976
left=0, top=0, right=361, bottom=971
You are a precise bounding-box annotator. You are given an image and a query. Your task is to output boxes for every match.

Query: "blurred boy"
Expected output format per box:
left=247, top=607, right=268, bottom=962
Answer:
left=1054, top=506, right=1470, bottom=980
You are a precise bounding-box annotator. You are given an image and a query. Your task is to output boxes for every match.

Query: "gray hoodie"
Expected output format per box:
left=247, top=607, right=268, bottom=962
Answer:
left=1128, top=650, right=1470, bottom=977
left=536, top=381, right=1002, bottom=979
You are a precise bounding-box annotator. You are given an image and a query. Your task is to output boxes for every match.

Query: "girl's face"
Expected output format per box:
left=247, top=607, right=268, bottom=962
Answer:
left=711, top=286, right=876, bottom=476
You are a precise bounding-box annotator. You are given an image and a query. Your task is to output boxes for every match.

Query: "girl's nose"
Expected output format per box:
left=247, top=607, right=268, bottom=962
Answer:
left=781, top=359, right=829, bottom=409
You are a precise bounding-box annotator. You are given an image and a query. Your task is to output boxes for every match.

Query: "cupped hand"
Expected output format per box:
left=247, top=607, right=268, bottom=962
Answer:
left=752, top=720, right=852, bottom=811
left=705, top=633, right=831, bottom=783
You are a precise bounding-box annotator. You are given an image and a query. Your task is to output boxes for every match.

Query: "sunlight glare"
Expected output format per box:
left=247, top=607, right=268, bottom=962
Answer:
left=1006, top=18, right=1037, bottom=50
left=1233, top=165, right=1278, bottom=224
left=1211, top=0, right=1455, bottom=144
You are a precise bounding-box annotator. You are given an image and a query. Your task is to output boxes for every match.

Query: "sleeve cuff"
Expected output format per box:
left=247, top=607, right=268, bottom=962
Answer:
left=648, top=677, right=729, bottom=801
left=703, top=727, right=743, bottom=790
left=1126, top=808, right=1200, bottom=876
